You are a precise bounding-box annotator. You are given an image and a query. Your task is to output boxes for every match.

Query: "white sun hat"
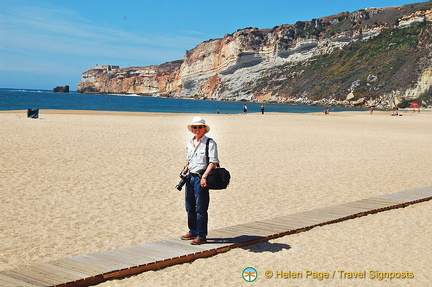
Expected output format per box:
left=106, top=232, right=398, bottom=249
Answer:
left=187, top=116, right=210, bottom=133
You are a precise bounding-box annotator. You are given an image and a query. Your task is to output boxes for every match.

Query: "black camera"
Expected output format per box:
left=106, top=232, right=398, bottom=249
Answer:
left=175, top=173, right=188, bottom=190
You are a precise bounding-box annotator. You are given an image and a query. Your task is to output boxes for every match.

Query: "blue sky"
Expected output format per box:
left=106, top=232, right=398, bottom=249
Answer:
left=0, top=0, right=424, bottom=90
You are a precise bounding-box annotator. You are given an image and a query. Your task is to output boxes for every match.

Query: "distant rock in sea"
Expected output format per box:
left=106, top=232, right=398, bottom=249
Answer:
left=53, top=85, right=69, bottom=93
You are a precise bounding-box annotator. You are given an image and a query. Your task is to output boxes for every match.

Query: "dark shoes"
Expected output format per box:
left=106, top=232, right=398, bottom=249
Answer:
left=191, top=237, right=207, bottom=245
left=181, top=233, right=207, bottom=244
left=180, top=233, right=196, bottom=240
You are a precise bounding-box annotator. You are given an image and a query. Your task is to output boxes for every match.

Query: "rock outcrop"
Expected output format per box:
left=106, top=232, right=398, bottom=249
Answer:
left=77, top=62, right=182, bottom=96
left=77, top=3, right=432, bottom=109
left=53, top=85, right=69, bottom=93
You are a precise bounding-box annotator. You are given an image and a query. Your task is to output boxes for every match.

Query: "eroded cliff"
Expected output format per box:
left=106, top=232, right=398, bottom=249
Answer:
left=77, top=2, right=432, bottom=108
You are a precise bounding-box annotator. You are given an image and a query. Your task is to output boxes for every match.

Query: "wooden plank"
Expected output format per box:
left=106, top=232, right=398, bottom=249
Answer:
left=33, top=262, right=88, bottom=281
left=69, top=254, right=125, bottom=272
left=343, top=201, right=380, bottom=211
left=330, top=203, right=374, bottom=212
left=99, top=245, right=197, bottom=268
left=380, top=192, right=429, bottom=202
left=83, top=253, right=134, bottom=270
left=210, top=227, right=251, bottom=238
left=294, top=211, right=342, bottom=223
left=398, top=191, right=432, bottom=200
left=118, top=245, right=169, bottom=262
left=265, top=217, right=313, bottom=230
left=28, top=263, right=81, bottom=282
left=220, top=225, right=268, bottom=237
left=279, top=214, right=322, bottom=227
left=0, top=273, right=43, bottom=287
left=347, top=199, right=387, bottom=208
left=374, top=194, right=412, bottom=204
left=254, top=219, right=298, bottom=228
left=367, top=197, right=405, bottom=204
left=149, top=242, right=200, bottom=259
left=1, top=269, right=53, bottom=287
left=2, top=270, right=52, bottom=287
left=9, top=266, right=71, bottom=286
left=285, top=213, right=330, bottom=224
left=131, top=241, right=192, bottom=260
left=92, top=250, right=146, bottom=267
left=401, top=187, right=432, bottom=196
left=252, top=221, right=299, bottom=234
left=125, top=243, right=187, bottom=259
left=159, top=238, right=217, bottom=251
left=51, top=258, right=106, bottom=277
left=314, top=207, right=362, bottom=217
left=229, top=224, right=273, bottom=237
left=249, top=221, right=296, bottom=234
left=234, top=222, right=276, bottom=234
left=253, top=221, right=302, bottom=234
left=259, top=218, right=309, bottom=230
left=128, top=242, right=173, bottom=262
left=209, top=227, right=263, bottom=243
left=357, top=199, right=397, bottom=208
left=207, top=229, right=250, bottom=243
left=158, top=238, right=222, bottom=253
left=107, top=246, right=165, bottom=265
left=267, top=215, right=308, bottom=227
left=381, top=195, right=420, bottom=202
left=208, top=229, right=234, bottom=239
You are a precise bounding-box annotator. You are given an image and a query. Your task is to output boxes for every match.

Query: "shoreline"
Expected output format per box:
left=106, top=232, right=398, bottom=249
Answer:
left=1, top=108, right=430, bottom=117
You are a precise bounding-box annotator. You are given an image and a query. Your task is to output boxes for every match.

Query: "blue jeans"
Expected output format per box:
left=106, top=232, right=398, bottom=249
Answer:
left=185, top=175, right=210, bottom=239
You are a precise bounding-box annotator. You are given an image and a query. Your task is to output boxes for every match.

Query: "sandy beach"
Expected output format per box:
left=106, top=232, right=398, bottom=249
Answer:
left=1, top=109, right=431, bottom=286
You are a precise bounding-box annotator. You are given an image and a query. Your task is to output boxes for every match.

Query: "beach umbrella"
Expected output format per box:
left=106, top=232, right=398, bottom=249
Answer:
left=409, top=102, right=420, bottom=108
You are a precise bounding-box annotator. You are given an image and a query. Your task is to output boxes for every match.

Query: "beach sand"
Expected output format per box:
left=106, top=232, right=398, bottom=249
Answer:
left=1, top=109, right=431, bottom=286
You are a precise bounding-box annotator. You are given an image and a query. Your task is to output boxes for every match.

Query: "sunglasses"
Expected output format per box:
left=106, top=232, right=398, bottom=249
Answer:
left=192, top=126, right=204, bottom=129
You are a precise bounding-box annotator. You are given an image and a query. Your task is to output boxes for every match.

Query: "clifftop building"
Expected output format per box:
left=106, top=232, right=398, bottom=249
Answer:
left=93, top=65, right=120, bottom=71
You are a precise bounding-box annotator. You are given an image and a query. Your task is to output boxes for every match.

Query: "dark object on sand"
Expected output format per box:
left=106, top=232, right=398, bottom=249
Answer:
left=27, top=108, right=39, bottom=119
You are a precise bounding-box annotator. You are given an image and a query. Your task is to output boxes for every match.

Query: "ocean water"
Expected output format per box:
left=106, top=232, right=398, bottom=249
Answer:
left=0, top=88, right=367, bottom=114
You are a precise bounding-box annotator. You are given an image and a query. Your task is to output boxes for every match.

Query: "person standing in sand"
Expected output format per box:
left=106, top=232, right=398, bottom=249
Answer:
left=179, top=116, right=219, bottom=245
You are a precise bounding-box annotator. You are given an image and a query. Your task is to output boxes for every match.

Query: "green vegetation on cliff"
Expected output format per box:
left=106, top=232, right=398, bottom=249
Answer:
left=252, top=22, right=432, bottom=106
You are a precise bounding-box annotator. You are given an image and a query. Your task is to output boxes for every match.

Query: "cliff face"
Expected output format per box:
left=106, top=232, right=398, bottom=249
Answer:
left=78, top=62, right=182, bottom=96
left=77, top=3, right=432, bottom=108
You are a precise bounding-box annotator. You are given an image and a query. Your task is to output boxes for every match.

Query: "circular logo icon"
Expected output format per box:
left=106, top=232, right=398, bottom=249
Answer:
left=242, top=267, right=258, bottom=282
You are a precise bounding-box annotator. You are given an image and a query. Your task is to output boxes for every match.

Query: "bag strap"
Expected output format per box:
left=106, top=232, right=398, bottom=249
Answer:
left=205, top=138, right=211, bottom=165
left=206, top=138, right=220, bottom=167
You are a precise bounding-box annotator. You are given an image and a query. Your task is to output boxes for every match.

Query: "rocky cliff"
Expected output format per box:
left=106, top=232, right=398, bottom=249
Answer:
left=77, top=2, right=432, bottom=109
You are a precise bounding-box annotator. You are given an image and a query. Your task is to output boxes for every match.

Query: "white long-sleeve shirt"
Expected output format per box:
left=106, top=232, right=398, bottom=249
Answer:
left=186, top=135, right=219, bottom=173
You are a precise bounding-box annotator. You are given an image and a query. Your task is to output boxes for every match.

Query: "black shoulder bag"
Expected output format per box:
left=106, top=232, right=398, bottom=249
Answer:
left=205, top=138, right=231, bottom=190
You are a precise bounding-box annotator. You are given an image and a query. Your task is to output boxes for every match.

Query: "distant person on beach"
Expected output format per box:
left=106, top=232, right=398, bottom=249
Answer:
left=369, top=107, right=374, bottom=115
left=243, top=104, right=248, bottom=115
left=179, top=116, right=219, bottom=245
left=261, top=103, right=265, bottom=114
left=324, top=107, right=329, bottom=115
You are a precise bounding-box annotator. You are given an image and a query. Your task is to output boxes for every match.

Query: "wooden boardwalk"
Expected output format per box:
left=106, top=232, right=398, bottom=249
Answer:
left=1, top=186, right=431, bottom=287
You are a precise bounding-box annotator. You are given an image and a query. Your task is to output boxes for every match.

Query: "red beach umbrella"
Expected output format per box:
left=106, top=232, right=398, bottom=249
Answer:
left=409, top=102, right=420, bottom=108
